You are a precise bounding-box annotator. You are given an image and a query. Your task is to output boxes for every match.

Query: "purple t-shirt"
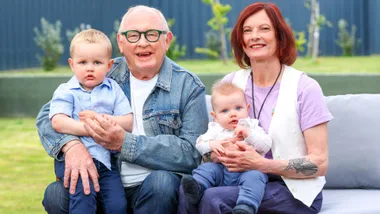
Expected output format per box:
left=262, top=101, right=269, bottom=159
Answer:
left=223, top=67, right=333, bottom=158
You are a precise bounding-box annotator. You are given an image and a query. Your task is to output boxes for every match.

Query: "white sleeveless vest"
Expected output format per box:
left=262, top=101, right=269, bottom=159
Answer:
left=232, top=66, right=325, bottom=207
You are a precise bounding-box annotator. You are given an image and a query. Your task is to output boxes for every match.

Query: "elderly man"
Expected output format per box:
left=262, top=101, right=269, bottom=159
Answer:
left=37, top=5, right=208, bottom=214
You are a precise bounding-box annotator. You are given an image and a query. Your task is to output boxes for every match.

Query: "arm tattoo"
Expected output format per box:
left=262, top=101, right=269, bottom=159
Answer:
left=285, top=158, right=318, bottom=176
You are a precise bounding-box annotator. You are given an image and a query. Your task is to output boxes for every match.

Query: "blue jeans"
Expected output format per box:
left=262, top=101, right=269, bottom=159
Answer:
left=54, top=158, right=127, bottom=214
left=43, top=170, right=181, bottom=214
left=178, top=173, right=323, bottom=214
left=192, top=162, right=267, bottom=211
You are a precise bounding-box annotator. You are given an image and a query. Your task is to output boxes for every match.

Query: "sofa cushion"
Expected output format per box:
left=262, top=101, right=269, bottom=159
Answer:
left=324, top=94, right=380, bottom=189
left=205, top=95, right=213, bottom=122
left=320, top=189, right=380, bottom=213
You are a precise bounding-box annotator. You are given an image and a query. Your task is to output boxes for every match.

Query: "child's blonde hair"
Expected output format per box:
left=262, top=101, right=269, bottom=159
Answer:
left=211, top=80, right=247, bottom=109
left=70, top=29, right=112, bottom=58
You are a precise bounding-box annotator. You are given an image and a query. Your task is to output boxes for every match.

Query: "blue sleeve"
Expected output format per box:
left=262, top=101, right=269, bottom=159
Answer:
left=37, top=84, right=79, bottom=161
left=49, top=84, right=74, bottom=119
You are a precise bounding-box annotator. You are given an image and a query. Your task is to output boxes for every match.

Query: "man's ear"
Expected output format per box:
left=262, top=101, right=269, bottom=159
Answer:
left=210, top=111, right=217, bottom=122
left=117, top=33, right=124, bottom=54
left=165, top=31, right=173, bottom=51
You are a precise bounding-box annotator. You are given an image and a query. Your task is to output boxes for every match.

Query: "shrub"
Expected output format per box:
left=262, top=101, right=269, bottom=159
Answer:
left=33, top=18, right=64, bottom=71
left=195, top=31, right=220, bottom=59
left=285, top=18, right=307, bottom=54
left=195, top=47, right=219, bottom=59
left=335, top=19, right=360, bottom=56
left=109, top=19, right=122, bottom=57
left=166, top=19, right=186, bottom=61
left=66, top=23, right=91, bottom=43
left=294, top=31, right=307, bottom=53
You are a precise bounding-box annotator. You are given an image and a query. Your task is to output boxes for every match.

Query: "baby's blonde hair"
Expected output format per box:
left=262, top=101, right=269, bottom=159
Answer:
left=70, top=29, right=112, bottom=58
left=211, top=80, right=247, bottom=109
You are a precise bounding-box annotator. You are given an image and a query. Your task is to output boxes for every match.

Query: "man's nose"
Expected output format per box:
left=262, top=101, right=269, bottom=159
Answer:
left=137, top=34, right=149, bottom=46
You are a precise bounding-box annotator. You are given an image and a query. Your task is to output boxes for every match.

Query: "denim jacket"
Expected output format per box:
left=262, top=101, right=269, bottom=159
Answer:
left=36, top=56, right=208, bottom=174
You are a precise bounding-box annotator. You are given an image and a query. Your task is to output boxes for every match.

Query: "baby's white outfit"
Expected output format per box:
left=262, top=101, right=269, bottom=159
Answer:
left=196, top=118, right=272, bottom=156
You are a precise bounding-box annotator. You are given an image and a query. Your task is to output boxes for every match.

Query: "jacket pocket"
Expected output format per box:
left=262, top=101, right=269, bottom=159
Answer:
left=156, top=112, right=182, bottom=135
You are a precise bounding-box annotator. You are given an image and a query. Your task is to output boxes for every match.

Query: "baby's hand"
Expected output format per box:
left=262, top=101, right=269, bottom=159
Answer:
left=79, top=110, right=96, bottom=122
left=234, top=125, right=250, bottom=139
left=209, top=140, right=227, bottom=156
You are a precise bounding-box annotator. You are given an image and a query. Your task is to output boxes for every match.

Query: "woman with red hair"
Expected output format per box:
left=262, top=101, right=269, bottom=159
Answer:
left=179, top=2, right=332, bottom=214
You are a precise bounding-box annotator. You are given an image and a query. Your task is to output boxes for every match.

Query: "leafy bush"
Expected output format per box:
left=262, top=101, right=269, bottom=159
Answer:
left=66, top=23, right=91, bottom=43
left=284, top=18, right=307, bottom=53
left=109, top=19, right=122, bottom=57
left=335, top=19, right=360, bottom=56
left=294, top=31, right=307, bottom=53
left=33, top=18, right=64, bottom=71
left=166, top=19, right=186, bottom=61
left=195, top=31, right=220, bottom=59
left=195, top=47, right=219, bottom=59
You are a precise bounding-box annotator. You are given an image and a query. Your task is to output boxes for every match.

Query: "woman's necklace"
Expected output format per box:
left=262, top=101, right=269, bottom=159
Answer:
left=251, top=65, right=282, bottom=120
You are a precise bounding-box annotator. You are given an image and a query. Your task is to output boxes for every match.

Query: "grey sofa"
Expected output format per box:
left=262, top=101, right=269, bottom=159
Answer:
left=320, top=94, right=380, bottom=214
left=205, top=94, right=380, bottom=213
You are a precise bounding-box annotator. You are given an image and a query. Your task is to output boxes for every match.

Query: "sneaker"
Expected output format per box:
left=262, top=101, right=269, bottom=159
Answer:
left=181, top=175, right=205, bottom=205
left=232, top=204, right=255, bottom=214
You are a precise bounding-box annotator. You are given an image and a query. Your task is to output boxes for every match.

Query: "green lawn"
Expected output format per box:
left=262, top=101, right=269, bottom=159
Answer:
left=179, top=55, right=380, bottom=74
left=0, top=118, right=53, bottom=214
left=1, top=56, right=380, bottom=76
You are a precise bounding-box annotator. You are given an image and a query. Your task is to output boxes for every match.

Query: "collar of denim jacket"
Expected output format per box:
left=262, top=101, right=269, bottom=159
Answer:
left=155, top=56, right=172, bottom=92
left=107, top=56, right=172, bottom=92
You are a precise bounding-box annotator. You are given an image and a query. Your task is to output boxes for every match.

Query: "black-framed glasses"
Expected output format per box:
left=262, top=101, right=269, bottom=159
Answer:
left=121, top=29, right=167, bottom=43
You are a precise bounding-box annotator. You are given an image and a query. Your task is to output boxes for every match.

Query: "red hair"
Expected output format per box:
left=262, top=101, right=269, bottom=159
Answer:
left=231, top=2, right=297, bottom=68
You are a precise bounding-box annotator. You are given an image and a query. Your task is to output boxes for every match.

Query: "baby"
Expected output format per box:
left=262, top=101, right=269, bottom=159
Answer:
left=181, top=81, right=272, bottom=214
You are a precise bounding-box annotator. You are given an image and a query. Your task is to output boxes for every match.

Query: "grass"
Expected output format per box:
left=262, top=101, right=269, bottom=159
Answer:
left=1, top=56, right=379, bottom=76
left=180, top=55, right=380, bottom=74
left=0, top=118, right=53, bottom=214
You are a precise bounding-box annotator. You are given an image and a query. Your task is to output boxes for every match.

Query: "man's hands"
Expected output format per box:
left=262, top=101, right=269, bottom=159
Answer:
left=62, top=140, right=99, bottom=195
left=63, top=111, right=125, bottom=195
left=84, top=114, right=126, bottom=152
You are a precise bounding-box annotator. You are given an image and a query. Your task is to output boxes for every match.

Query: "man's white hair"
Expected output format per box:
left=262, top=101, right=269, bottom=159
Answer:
left=118, top=5, right=170, bottom=32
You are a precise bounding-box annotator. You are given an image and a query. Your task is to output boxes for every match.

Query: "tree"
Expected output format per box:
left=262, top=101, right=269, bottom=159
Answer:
left=305, top=0, right=332, bottom=61
left=202, top=0, right=231, bottom=64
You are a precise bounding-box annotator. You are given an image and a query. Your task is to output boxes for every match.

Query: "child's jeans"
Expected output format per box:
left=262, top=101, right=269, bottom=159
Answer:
left=54, top=157, right=127, bottom=214
left=192, top=162, right=268, bottom=212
